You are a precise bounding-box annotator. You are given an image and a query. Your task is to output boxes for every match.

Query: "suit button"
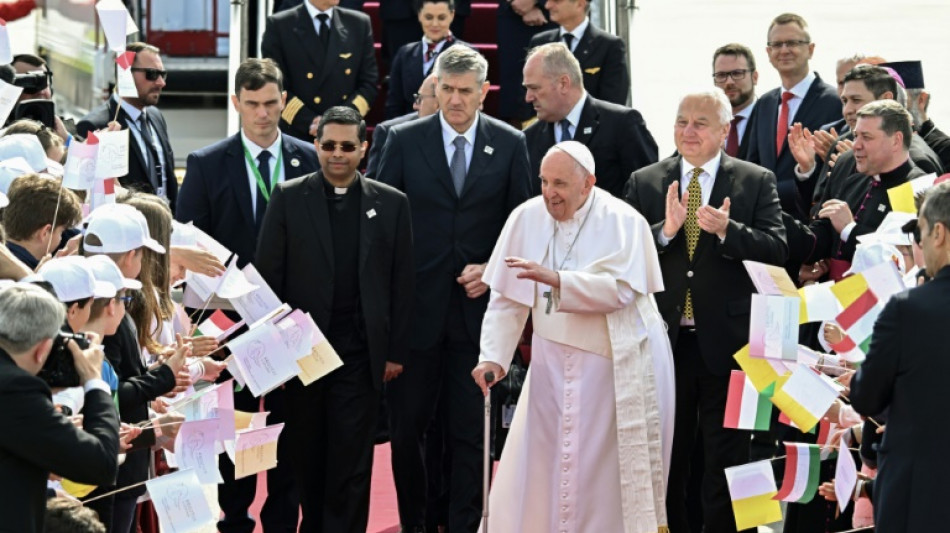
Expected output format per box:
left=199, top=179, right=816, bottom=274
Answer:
left=687, top=270, right=694, bottom=278
left=345, top=68, right=352, bottom=75
left=307, top=72, right=313, bottom=79
left=314, top=96, right=321, bottom=104
left=343, top=94, right=348, bottom=100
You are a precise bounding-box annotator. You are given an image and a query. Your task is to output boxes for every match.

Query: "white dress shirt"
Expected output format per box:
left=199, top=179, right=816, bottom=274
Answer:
left=559, top=17, right=590, bottom=53
left=240, top=130, right=284, bottom=214
left=304, top=2, right=334, bottom=36
left=117, top=95, right=168, bottom=199
left=556, top=92, right=588, bottom=143
left=440, top=111, right=479, bottom=174
left=657, top=152, right=723, bottom=246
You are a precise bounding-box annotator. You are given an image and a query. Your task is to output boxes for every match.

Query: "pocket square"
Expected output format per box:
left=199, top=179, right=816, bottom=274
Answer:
left=584, top=67, right=601, bottom=75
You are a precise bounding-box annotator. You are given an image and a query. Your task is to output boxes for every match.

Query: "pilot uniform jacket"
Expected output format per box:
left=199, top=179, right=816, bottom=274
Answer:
left=529, top=23, right=630, bottom=106
left=262, top=4, right=378, bottom=141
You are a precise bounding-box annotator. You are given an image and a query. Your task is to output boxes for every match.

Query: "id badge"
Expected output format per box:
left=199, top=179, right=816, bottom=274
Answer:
left=502, top=404, right=516, bottom=429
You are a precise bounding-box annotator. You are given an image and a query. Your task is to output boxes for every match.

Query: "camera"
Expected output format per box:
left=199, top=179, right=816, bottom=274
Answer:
left=13, top=71, right=50, bottom=94
left=37, top=331, right=88, bottom=388
left=12, top=99, right=56, bottom=130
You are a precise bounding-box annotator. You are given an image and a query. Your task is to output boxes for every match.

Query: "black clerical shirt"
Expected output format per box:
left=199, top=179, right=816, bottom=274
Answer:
left=807, top=158, right=918, bottom=264
left=322, top=176, right=367, bottom=357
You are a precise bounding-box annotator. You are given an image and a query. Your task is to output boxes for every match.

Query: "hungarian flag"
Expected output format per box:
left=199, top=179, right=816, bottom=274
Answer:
left=725, top=460, right=783, bottom=530
left=774, top=443, right=821, bottom=503
left=724, top=370, right=773, bottom=431
left=195, top=309, right=241, bottom=341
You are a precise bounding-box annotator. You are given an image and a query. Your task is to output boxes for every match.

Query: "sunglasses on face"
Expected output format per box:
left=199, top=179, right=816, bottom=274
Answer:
left=131, top=67, right=168, bottom=81
left=318, top=141, right=359, bottom=153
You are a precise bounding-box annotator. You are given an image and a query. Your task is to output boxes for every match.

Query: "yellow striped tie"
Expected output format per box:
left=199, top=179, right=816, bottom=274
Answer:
left=683, top=167, right=703, bottom=320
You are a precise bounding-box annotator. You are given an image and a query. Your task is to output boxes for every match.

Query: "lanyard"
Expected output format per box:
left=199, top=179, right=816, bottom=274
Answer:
left=242, top=141, right=283, bottom=202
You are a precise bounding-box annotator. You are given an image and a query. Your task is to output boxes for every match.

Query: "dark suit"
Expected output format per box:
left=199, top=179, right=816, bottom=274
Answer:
left=624, top=153, right=787, bottom=533
left=366, top=111, right=418, bottom=180
left=175, top=132, right=317, bottom=532
left=529, top=23, right=630, bottom=106
left=496, top=0, right=555, bottom=121
left=261, top=5, right=378, bottom=141
left=256, top=171, right=413, bottom=533
left=0, top=350, right=119, bottom=533
left=176, top=132, right=318, bottom=267
left=524, top=94, right=657, bottom=197
left=851, top=265, right=950, bottom=532
left=735, top=101, right=760, bottom=161
left=746, top=73, right=841, bottom=220
left=385, top=39, right=467, bottom=119
left=377, top=112, right=532, bottom=531
left=76, top=97, right=178, bottom=210
left=919, top=118, right=950, bottom=170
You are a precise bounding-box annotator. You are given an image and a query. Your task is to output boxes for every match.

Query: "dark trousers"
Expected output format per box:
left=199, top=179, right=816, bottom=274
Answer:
left=288, top=354, right=380, bottom=533
left=217, top=385, right=298, bottom=533
left=111, top=491, right=138, bottom=533
left=666, top=330, right=753, bottom=533
left=389, top=289, right=484, bottom=532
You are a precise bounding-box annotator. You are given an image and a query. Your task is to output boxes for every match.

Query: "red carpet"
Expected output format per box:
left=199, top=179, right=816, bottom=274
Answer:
left=249, top=443, right=402, bottom=533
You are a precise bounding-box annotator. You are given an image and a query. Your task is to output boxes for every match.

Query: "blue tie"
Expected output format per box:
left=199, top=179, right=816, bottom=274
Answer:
left=450, top=136, right=467, bottom=196
left=559, top=119, right=572, bottom=142
left=256, top=150, right=272, bottom=228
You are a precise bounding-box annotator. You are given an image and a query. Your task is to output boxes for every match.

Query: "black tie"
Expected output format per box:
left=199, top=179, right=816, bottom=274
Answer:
left=317, top=14, right=330, bottom=47
left=256, top=150, right=272, bottom=228
left=562, top=33, right=574, bottom=51
left=138, top=113, right=161, bottom=191
left=559, top=119, right=572, bottom=141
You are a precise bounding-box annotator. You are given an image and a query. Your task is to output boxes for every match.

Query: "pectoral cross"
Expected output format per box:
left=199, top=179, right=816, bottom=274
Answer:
left=543, top=290, right=554, bottom=314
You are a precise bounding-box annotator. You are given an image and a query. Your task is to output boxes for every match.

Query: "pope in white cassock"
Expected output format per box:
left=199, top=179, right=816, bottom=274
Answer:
left=472, top=141, right=676, bottom=533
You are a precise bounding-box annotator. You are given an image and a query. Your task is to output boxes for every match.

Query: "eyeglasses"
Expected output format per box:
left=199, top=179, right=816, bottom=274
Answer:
left=767, top=40, right=810, bottom=49
left=116, top=295, right=134, bottom=305
left=318, top=141, right=360, bottom=153
left=712, top=69, right=753, bottom=83
left=131, top=67, right=168, bottom=81
left=413, top=92, right=437, bottom=105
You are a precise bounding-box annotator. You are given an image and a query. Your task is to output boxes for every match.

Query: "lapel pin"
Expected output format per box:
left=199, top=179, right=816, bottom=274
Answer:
left=366, top=209, right=377, bottom=219
left=878, top=204, right=886, bottom=212
left=290, top=158, right=300, bottom=167
left=583, top=127, right=592, bottom=135
left=484, top=146, right=494, bottom=155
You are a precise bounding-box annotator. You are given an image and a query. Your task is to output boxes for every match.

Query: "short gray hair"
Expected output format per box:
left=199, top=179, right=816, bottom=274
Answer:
left=0, top=284, right=65, bottom=354
left=921, top=182, right=950, bottom=236
left=856, top=99, right=912, bottom=150
left=436, top=45, right=488, bottom=85
left=679, top=88, right=732, bottom=125
left=526, top=42, right=583, bottom=88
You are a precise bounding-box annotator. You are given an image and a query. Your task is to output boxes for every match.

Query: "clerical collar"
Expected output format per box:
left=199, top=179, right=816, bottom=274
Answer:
left=322, top=174, right=358, bottom=196
left=875, top=158, right=913, bottom=187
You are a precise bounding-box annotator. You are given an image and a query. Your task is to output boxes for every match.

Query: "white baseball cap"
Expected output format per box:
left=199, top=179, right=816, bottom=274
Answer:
left=84, top=204, right=166, bottom=254
left=86, top=254, right=143, bottom=292
left=845, top=242, right=907, bottom=277
left=0, top=157, right=35, bottom=194
left=27, top=256, right=116, bottom=302
left=0, top=134, right=47, bottom=173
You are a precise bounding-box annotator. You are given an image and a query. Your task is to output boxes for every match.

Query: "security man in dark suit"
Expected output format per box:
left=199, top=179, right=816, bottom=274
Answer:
left=624, top=88, right=787, bottom=533
left=261, top=0, right=378, bottom=142
left=496, top=0, right=555, bottom=123
left=713, top=43, right=760, bottom=160
left=745, top=13, right=841, bottom=221
left=528, top=0, right=629, bottom=106
left=377, top=46, right=532, bottom=533
left=77, top=42, right=178, bottom=210
left=851, top=180, right=950, bottom=533
left=256, top=106, right=414, bottom=533
left=522, top=42, right=656, bottom=198
left=175, top=58, right=318, bottom=533
left=0, top=284, right=120, bottom=533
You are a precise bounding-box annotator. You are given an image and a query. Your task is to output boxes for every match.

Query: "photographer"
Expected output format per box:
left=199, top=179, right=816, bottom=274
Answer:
left=11, top=54, right=77, bottom=144
left=0, top=283, right=119, bottom=533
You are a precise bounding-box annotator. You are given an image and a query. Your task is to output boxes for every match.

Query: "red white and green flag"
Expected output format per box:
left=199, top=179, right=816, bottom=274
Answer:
left=724, top=370, right=773, bottom=431
left=830, top=261, right=905, bottom=363
left=774, top=443, right=821, bottom=503
left=195, top=309, right=242, bottom=341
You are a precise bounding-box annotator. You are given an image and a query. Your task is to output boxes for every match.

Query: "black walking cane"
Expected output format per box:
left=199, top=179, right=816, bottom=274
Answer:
left=482, top=371, right=495, bottom=533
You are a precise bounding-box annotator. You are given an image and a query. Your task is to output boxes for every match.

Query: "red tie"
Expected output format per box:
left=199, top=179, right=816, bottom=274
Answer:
left=425, top=41, right=438, bottom=62
left=775, top=91, right=794, bottom=155
left=726, top=115, right=743, bottom=157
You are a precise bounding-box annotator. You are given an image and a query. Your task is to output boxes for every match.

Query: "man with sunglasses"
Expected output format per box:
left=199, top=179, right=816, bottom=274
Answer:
left=365, top=73, right=440, bottom=180
left=745, top=13, right=840, bottom=222
left=256, top=105, right=414, bottom=533
left=77, top=43, right=178, bottom=211
left=176, top=58, right=317, bottom=533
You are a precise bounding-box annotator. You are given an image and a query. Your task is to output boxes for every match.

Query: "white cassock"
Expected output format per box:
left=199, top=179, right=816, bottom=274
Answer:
left=479, top=188, right=675, bottom=533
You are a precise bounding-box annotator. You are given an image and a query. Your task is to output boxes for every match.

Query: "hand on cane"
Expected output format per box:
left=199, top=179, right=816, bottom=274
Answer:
left=472, top=362, right=505, bottom=396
